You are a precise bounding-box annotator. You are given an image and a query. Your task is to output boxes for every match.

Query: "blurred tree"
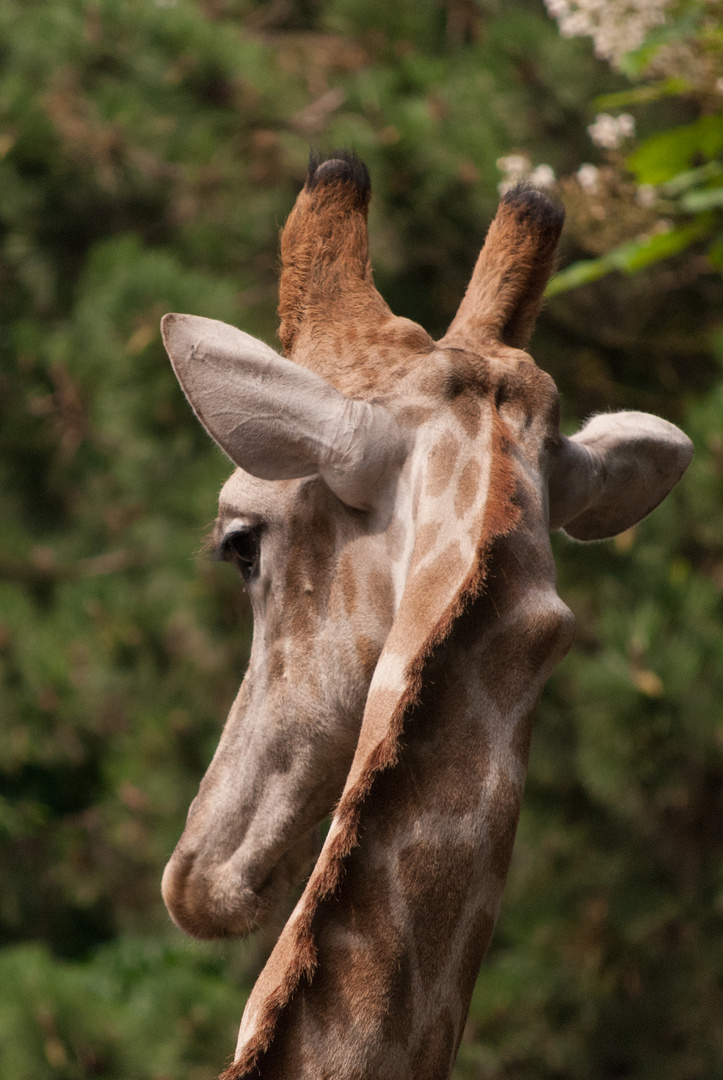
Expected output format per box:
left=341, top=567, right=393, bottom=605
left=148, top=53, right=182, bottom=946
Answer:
left=0, top=1, right=721, bottom=1078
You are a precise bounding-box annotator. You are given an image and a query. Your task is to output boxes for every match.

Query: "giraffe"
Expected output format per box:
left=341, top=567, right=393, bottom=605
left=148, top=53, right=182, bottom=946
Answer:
left=160, top=152, right=693, bottom=1079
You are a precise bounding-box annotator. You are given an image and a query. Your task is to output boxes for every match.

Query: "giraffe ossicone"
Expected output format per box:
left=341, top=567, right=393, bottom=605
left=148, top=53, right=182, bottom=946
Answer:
left=160, top=152, right=692, bottom=1078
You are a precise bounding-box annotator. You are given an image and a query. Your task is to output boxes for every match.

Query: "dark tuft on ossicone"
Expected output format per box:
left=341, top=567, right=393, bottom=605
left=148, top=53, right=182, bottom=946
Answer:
left=306, top=150, right=371, bottom=199
left=499, top=183, right=565, bottom=245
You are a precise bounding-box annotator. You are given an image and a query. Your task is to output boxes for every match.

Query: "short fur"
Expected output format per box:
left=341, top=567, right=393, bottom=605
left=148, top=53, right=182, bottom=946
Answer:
left=442, top=184, right=564, bottom=352
left=277, top=155, right=433, bottom=394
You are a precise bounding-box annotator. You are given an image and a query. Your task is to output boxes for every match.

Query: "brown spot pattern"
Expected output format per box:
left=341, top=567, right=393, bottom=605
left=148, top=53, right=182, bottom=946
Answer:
left=510, top=702, right=539, bottom=768
left=455, top=458, right=481, bottom=518
left=367, top=566, right=395, bottom=626
left=412, top=521, right=440, bottom=565
left=396, top=544, right=465, bottom=650
left=487, top=769, right=523, bottom=881
left=264, top=733, right=295, bottom=776
left=337, top=550, right=357, bottom=615
left=412, top=718, right=490, bottom=817
left=425, top=433, right=459, bottom=498
left=450, top=390, right=482, bottom=439
left=456, top=908, right=496, bottom=1019
left=356, top=635, right=381, bottom=681
left=483, top=608, right=570, bottom=714
left=385, top=517, right=406, bottom=560
left=411, top=1007, right=457, bottom=1080
left=380, top=945, right=416, bottom=1051
left=268, top=646, right=285, bottom=681
left=397, top=841, right=476, bottom=989
left=389, top=665, right=491, bottom=818
left=306, top=854, right=415, bottom=1051
left=282, top=489, right=336, bottom=639
left=396, top=404, right=436, bottom=428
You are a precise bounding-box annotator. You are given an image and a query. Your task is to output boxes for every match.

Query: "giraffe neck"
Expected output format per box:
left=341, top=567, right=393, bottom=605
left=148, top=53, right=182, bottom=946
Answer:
left=224, top=486, right=574, bottom=1080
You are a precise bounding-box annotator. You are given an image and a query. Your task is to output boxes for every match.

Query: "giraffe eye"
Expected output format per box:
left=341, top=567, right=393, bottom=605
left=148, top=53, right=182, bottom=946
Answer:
left=221, top=528, right=260, bottom=581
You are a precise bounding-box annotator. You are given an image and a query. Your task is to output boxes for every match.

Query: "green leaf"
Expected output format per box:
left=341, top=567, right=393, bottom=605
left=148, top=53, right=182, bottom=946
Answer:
left=706, top=235, right=723, bottom=268
left=546, top=219, right=710, bottom=296
left=595, top=78, right=691, bottom=110
left=679, top=186, right=723, bottom=212
left=661, top=161, right=723, bottom=196
left=545, top=257, right=615, bottom=296
left=614, top=219, right=709, bottom=270
left=627, top=116, right=723, bottom=186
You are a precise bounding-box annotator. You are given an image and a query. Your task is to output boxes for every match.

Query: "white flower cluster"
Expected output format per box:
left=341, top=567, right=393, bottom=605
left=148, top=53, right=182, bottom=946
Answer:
left=496, top=155, right=556, bottom=195
left=588, top=112, right=635, bottom=149
left=574, top=163, right=658, bottom=207
left=636, top=183, right=657, bottom=207
left=544, top=0, right=671, bottom=69
left=576, top=163, right=600, bottom=193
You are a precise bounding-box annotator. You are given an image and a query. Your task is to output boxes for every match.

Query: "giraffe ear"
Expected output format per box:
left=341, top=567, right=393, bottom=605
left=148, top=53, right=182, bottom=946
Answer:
left=548, top=411, right=693, bottom=540
left=161, top=314, right=406, bottom=511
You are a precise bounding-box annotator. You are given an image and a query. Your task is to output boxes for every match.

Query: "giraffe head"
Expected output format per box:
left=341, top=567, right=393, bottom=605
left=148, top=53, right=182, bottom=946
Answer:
left=160, top=152, right=692, bottom=941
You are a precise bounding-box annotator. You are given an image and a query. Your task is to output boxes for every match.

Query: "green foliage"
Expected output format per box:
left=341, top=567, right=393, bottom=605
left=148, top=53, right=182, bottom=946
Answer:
left=1, top=1, right=721, bottom=1078
left=547, top=217, right=710, bottom=295
left=548, top=1, right=723, bottom=295
left=628, top=116, right=723, bottom=187
left=0, top=938, right=249, bottom=1079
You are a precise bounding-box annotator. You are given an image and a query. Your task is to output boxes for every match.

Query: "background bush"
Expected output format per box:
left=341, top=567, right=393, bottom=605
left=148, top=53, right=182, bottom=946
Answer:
left=0, top=1, right=721, bottom=1077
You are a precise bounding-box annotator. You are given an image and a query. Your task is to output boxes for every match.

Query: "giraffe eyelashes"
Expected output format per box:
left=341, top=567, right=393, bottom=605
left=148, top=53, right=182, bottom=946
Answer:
left=219, top=528, right=261, bottom=581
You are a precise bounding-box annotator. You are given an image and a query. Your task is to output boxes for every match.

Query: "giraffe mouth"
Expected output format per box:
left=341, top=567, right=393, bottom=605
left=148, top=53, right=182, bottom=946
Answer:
left=161, top=828, right=317, bottom=940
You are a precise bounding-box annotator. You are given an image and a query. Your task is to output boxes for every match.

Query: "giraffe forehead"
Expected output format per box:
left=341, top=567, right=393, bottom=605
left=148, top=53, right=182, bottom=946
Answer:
left=378, top=345, right=560, bottom=439
left=437, top=346, right=559, bottom=413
